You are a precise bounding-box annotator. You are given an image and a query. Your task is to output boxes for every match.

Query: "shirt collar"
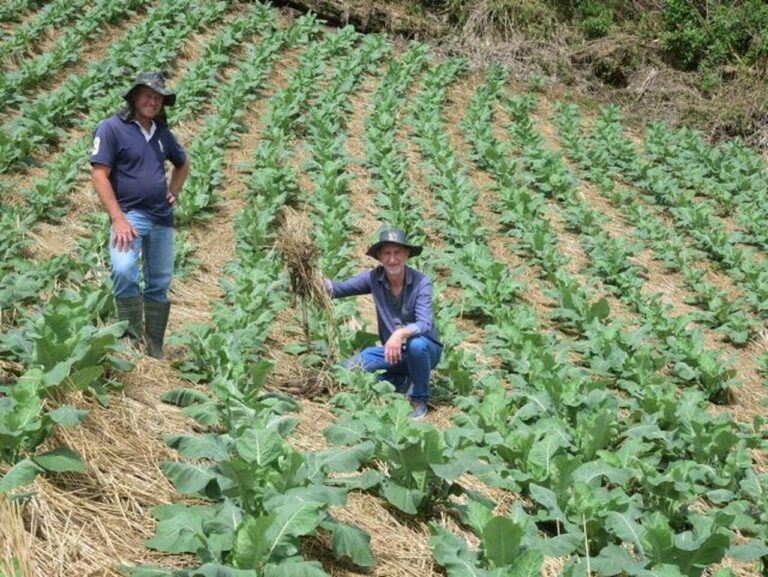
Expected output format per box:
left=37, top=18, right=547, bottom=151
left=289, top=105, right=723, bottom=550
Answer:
left=376, top=265, right=412, bottom=288
left=133, top=119, right=156, bottom=142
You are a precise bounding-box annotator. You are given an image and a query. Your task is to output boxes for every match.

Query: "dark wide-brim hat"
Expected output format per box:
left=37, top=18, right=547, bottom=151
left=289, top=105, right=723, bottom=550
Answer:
left=123, top=71, right=176, bottom=107
left=366, top=228, right=423, bottom=259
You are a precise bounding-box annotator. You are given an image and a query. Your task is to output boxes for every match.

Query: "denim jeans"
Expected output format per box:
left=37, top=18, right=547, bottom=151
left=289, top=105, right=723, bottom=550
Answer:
left=345, top=336, right=442, bottom=403
left=109, top=210, right=174, bottom=303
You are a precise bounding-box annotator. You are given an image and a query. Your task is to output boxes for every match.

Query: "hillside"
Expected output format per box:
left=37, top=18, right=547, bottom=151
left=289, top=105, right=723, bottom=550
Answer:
left=1, top=1, right=767, bottom=577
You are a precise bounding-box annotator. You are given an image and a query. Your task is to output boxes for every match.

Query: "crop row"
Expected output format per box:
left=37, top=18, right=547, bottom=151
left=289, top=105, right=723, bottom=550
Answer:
left=0, top=0, right=229, bottom=173
left=128, top=25, right=378, bottom=577
left=0, top=0, right=151, bottom=112
left=0, top=0, right=84, bottom=62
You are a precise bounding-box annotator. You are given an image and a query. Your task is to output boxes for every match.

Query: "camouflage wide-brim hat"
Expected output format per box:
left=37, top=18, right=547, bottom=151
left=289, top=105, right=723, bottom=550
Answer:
left=366, top=228, right=423, bottom=259
left=122, top=71, right=177, bottom=106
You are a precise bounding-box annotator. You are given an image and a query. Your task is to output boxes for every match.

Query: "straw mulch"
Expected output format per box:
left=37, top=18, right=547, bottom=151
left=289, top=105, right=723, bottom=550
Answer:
left=7, top=387, right=195, bottom=576
left=1, top=494, right=36, bottom=577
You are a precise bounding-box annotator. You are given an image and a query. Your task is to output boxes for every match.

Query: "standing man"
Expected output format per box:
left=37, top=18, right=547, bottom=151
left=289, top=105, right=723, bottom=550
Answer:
left=91, top=71, right=190, bottom=359
left=327, top=229, right=443, bottom=420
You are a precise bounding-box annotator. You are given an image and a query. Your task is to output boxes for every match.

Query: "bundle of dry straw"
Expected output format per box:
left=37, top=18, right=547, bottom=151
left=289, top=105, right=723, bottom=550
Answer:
left=274, top=208, right=338, bottom=394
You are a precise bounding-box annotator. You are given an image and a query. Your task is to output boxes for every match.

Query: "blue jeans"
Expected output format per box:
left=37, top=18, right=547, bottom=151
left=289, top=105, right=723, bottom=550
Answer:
left=110, top=210, right=174, bottom=303
left=345, top=336, right=443, bottom=402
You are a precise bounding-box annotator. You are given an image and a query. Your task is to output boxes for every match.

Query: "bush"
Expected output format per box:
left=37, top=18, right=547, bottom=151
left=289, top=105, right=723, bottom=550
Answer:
left=578, top=1, right=613, bottom=39
left=661, top=0, right=768, bottom=72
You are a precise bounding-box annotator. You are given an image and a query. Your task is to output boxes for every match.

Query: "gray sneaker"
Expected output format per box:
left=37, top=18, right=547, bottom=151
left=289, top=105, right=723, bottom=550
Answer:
left=408, top=400, right=428, bottom=420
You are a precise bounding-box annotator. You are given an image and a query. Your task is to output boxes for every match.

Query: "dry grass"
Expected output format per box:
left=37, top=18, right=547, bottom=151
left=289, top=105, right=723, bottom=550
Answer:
left=9, top=388, right=194, bottom=576
left=0, top=494, right=36, bottom=577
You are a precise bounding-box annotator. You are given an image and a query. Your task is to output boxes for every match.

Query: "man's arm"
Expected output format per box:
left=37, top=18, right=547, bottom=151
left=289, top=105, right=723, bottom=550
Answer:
left=326, top=270, right=372, bottom=299
left=92, top=164, right=135, bottom=252
left=166, top=157, right=190, bottom=206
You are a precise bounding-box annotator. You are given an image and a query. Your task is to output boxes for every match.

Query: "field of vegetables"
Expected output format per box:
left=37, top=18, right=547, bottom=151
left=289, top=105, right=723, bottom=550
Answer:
left=1, top=1, right=768, bottom=576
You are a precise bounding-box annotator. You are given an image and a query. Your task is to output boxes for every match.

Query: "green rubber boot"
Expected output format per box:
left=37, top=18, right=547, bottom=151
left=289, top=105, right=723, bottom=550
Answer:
left=115, top=297, right=143, bottom=347
left=144, top=300, right=171, bottom=359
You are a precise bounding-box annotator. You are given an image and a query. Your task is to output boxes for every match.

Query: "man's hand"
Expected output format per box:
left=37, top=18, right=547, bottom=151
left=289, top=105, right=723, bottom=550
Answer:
left=384, top=331, right=405, bottom=365
left=93, top=163, right=136, bottom=251
left=166, top=190, right=179, bottom=206
left=112, top=215, right=136, bottom=252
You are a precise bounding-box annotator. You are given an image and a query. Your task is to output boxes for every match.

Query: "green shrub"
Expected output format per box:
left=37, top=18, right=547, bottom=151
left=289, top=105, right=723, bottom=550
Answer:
left=578, top=1, right=613, bottom=39
left=661, top=0, right=768, bottom=71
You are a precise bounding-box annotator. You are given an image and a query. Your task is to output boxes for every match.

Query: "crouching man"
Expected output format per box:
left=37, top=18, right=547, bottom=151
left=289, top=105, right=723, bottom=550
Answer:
left=326, top=229, right=443, bottom=419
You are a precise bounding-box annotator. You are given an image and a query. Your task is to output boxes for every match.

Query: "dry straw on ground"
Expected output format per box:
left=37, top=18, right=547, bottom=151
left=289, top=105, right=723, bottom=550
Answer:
left=1, top=494, right=36, bottom=577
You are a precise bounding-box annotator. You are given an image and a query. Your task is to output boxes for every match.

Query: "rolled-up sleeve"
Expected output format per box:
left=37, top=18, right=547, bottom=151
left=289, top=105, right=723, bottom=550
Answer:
left=405, top=277, right=434, bottom=337
left=328, top=271, right=372, bottom=298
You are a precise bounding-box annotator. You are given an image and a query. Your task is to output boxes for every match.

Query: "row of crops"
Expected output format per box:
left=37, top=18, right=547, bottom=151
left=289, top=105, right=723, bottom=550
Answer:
left=2, top=1, right=768, bottom=576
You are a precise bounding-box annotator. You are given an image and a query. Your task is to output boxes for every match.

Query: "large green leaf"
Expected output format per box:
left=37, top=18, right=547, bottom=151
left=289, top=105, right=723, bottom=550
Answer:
left=145, top=502, right=211, bottom=554
left=65, top=365, right=103, bottom=390
left=507, top=549, right=544, bottom=577
left=579, top=407, right=614, bottom=460
left=643, top=515, right=676, bottom=566
left=265, top=501, right=326, bottom=557
left=32, top=447, right=86, bottom=473
left=263, top=559, right=330, bottom=577
left=528, top=484, right=567, bottom=523
left=482, top=516, right=523, bottom=568
left=332, top=469, right=382, bottom=491
left=637, top=563, right=686, bottom=577
left=41, top=359, right=75, bottom=388
left=161, top=388, right=210, bottom=407
left=381, top=479, right=424, bottom=515
left=233, top=514, right=274, bottom=569
left=233, top=502, right=325, bottom=570
left=539, top=533, right=581, bottom=557
left=527, top=430, right=568, bottom=481
left=183, top=402, right=222, bottom=426
left=431, top=452, right=482, bottom=482
left=160, top=460, right=220, bottom=496
left=165, top=433, right=233, bottom=461
left=315, top=441, right=375, bottom=472
left=727, top=540, right=768, bottom=562
left=202, top=499, right=243, bottom=560
left=429, top=523, right=488, bottom=577
left=604, top=511, right=645, bottom=556
left=590, top=544, right=648, bottom=576
left=0, top=458, right=43, bottom=492
left=572, top=461, right=633, bottom=486
left=47, top=405, right=89, bottom=428
left=190, top=564, right=258, bottom=577
left=235, top=428, right=284, bottom=466
left=674, top=532, right=730, bottom=577
left=322, top=518, right=374, bottom=567
left=265, top=485, right=347, bottom=511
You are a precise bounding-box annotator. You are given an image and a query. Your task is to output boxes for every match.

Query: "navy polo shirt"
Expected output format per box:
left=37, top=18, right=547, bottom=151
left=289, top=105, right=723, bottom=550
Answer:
left=90, top=114, right=187, bottom=227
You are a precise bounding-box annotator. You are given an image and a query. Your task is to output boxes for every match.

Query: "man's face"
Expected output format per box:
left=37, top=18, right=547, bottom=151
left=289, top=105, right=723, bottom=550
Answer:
left=378, top=243, right=409, bottom=277
left=133, top=85, right=164, bottom=120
